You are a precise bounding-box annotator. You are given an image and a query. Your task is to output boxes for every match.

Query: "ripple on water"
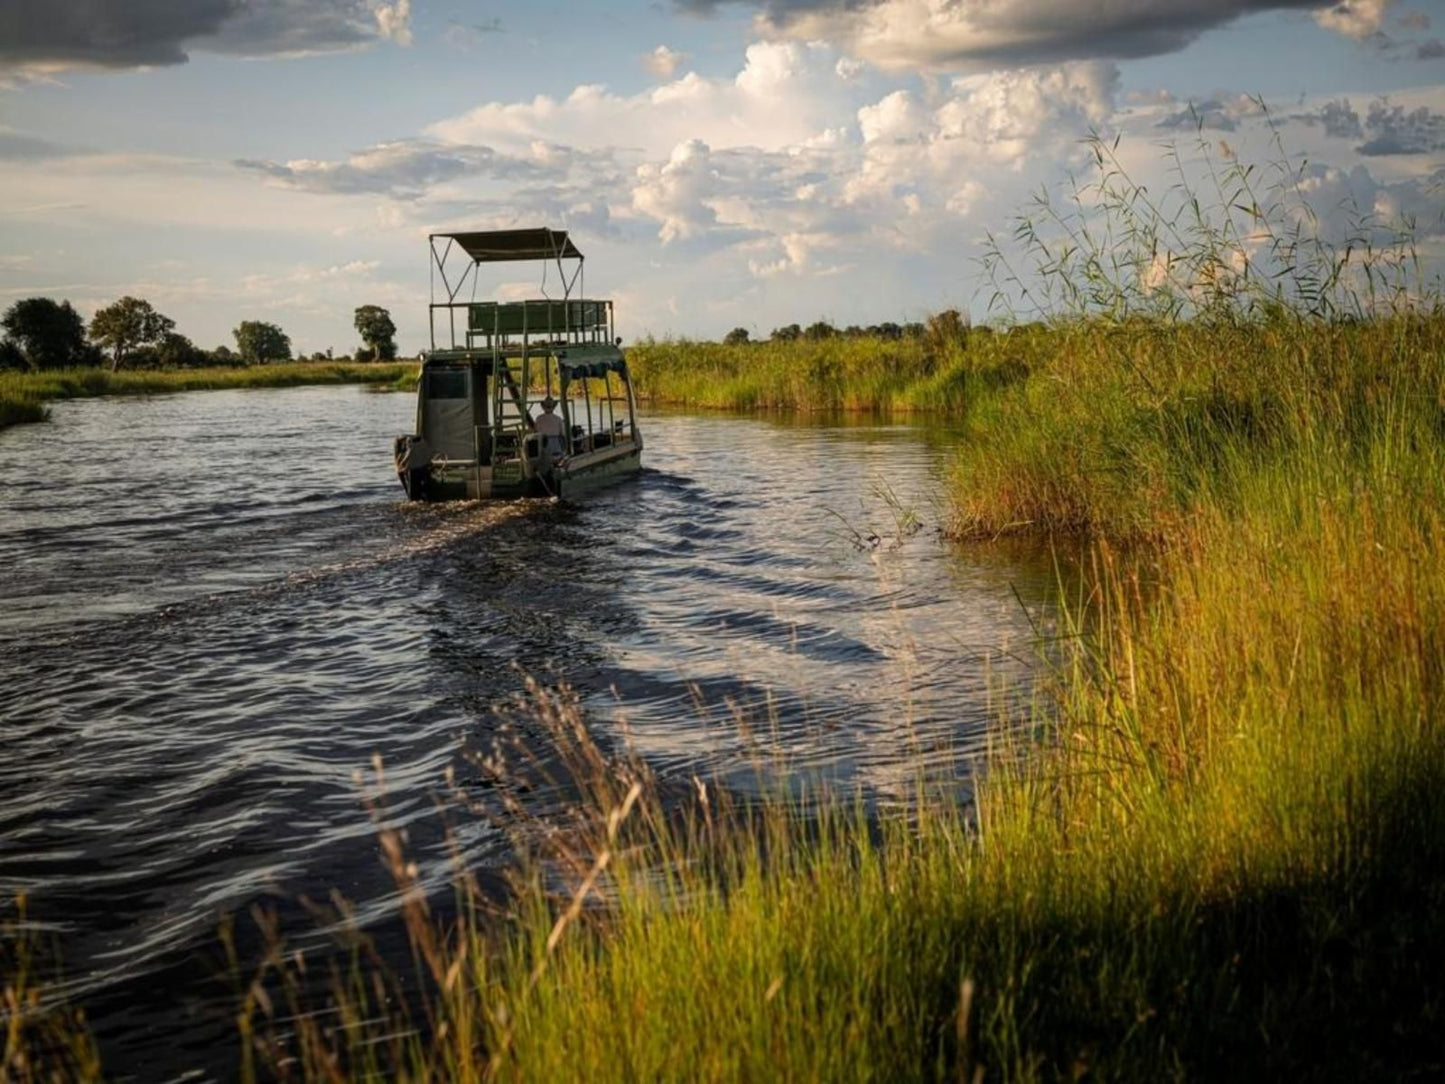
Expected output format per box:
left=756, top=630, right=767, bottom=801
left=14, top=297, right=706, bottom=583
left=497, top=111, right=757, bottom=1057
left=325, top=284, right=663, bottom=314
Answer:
left=0, top=388, right=1054, bottom=1079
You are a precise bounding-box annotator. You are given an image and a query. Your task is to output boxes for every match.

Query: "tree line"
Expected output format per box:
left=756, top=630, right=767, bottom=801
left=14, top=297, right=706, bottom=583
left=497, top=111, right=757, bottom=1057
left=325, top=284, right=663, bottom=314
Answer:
left=0, top=296, right=402, bottom=373
left=721, top=310, right=977, bottom=348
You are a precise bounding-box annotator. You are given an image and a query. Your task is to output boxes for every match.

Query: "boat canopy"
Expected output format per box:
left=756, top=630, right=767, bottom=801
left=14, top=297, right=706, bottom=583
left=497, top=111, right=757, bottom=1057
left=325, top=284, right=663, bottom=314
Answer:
left=434, top=228, right=583, bottom=264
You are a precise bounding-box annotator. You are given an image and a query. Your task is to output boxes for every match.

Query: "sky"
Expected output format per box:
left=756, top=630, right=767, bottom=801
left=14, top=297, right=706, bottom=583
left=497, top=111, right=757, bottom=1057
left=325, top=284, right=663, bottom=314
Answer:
left=2, top=0, right=1445, bottom=355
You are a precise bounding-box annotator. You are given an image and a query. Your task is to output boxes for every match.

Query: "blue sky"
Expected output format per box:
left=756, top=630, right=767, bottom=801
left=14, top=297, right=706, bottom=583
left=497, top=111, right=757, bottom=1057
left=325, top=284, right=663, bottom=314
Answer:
left=3, top=0, right=1445, bottom=355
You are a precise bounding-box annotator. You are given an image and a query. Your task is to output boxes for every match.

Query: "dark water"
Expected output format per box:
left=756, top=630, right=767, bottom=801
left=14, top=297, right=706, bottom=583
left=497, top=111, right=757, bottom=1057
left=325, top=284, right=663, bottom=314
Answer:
left=0, top=385, right=1053, bottom=1080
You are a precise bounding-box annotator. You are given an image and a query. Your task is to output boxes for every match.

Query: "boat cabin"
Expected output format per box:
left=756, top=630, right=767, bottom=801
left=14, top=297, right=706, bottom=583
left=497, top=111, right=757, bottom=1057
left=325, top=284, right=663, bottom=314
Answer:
left=393, top=228, right=643, bottom=501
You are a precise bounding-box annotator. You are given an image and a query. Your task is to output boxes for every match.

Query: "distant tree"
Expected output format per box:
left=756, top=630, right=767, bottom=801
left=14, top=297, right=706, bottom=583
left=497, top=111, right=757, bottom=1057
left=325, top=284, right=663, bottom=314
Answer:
left=233, top=320, right=292, bottom=365
left=309, top=350, right=329, bottom=363
left=354, top=345, right=375, bottom=362
left=923, top=309, right=970, bottom=356
left=902, top=322, right=926, bottom=339
left=210, top=344, right=239, bottom=367
left=804, top=321, right=837, bottom=341
left=771, top=323, right=802, bottom=342
left=89, top=297, right=175, bottom=371
left=872, top=322, right=903, bottom=340
left=0, top=340, right=25, bottom=371
left=843, top=325, right=865, bottom=339
left=723, top=327, right=751, bottom=346
left=156, top=331, right=205, bottom=369
left=1, top=298, right=94, bottom=370
left=353, top=305, right=397, bottom=361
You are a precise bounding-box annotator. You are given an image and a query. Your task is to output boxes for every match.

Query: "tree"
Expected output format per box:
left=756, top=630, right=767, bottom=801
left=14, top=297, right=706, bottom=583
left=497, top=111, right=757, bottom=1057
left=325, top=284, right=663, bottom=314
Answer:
left=234, top=321, right=292, bottom=365
left=1, top=298, right=94, bottom=370
left=156, top=331, right=205, bottom=369
left=211, top=344, right=239, bottom=367
left=0, top=340, right=25, bottom=371
left=353, top=305, right=397, bottom=361
left=771, top=323, right=802, bottom=342
left=723, top=327, right=751, bottom=346
left=923, top=308, right=969, bottom=355
left=89, top=296, right=175, bottom=371
left=804, top=321, right=837, bottom=341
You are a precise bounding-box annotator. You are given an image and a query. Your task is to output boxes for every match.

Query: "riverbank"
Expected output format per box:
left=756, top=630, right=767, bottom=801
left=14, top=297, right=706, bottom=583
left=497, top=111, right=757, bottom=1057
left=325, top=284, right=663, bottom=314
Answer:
left=0, top=361, right=418, bottom=432
left=8, top=318, right=1445, bottom=1079
left=229, top=315, right=1445, bottom=1079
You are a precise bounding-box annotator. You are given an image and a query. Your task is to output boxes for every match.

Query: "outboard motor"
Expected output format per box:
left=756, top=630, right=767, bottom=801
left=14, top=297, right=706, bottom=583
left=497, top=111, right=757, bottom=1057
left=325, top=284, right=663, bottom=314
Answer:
left=393, top=434, right=433, bottom=501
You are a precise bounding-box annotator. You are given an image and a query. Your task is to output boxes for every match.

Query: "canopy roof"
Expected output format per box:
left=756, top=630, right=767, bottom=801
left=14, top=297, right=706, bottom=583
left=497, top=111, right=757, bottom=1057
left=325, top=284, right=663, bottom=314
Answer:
left=435, top=228, right=583, bottom=263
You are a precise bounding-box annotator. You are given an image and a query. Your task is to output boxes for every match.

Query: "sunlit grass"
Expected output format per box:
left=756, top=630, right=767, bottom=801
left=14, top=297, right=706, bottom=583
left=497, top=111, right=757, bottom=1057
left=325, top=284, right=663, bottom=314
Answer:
left=627, top=330, right=1022, bottom=414
left=8, top=128, right=1445, bottom=1079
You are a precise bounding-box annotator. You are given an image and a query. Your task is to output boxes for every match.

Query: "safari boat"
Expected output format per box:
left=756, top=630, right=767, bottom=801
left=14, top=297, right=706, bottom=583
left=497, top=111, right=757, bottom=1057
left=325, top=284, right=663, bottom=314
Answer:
left=393, top=228, right=643, bottom=501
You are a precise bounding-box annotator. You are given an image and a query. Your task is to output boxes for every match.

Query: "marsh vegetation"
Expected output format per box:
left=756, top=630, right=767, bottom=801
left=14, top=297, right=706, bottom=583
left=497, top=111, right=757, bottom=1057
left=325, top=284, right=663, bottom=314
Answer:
left=6, top=132, right=1445, bottom=1079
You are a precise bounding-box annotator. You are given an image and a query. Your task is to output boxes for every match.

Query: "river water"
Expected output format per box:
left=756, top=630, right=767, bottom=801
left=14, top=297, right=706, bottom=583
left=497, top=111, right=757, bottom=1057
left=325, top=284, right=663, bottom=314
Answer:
left=0, top=385, right=1053, bottom=1080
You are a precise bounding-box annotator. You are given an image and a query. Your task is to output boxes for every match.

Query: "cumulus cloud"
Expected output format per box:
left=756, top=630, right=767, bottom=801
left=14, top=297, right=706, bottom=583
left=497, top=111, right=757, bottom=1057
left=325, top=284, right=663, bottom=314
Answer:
left=374, top=0, right=412, bottom=45
left=1293, top=160, right=1445, bottom=242
left=1313, top=0, right=1395, bottom=39
left=1292, top=98, right=1365, bottom=138
left=0, top=0, right=412, bottom=75
left=1294, top=95, right=1445, bottom=154
left=1356, top=99, right=1445, bottom=154
left=429, top=41, right=851, bottom=158
left=642, top=45, right=690, bottom=79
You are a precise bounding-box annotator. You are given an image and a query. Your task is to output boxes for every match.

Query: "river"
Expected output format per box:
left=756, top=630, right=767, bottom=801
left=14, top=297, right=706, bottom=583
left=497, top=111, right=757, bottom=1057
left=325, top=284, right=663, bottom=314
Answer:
left=0, top=384, right=1054, bottom=1080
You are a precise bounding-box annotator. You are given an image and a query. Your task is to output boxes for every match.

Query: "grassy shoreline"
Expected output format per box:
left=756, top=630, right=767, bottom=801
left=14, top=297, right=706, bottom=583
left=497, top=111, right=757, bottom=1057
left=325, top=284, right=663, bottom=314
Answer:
left=215, top=315, right=1441, bottom=1080
left=0, top=360, right=419, bottom=433
left=7, top=318, right=1445, bottom=1079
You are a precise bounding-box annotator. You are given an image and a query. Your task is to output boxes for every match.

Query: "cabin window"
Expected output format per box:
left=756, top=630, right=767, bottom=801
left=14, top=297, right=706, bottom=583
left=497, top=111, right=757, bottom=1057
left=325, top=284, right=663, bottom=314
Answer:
left=428, top=370, right=468, bottom=400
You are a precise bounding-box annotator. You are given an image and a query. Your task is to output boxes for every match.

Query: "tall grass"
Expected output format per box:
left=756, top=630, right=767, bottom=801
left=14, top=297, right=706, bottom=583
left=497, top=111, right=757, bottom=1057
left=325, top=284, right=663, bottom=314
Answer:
left=7, top=131, right=1445, bottom=1079
left=0, top=361, right=419, bottom=433
left=1, top=899, right=102, bottom=1082
left=627, top=328, right=1027, bottom=415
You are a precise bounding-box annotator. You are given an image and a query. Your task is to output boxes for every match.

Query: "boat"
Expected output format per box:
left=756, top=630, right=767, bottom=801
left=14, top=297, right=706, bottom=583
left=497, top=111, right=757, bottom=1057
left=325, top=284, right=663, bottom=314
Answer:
left=392, top=228, right=643, bottom=501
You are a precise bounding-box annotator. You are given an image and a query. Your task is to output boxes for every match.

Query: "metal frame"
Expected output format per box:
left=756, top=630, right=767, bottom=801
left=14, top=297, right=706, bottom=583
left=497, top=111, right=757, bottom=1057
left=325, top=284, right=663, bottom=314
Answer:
left=415, top=228, right=640, bottom=499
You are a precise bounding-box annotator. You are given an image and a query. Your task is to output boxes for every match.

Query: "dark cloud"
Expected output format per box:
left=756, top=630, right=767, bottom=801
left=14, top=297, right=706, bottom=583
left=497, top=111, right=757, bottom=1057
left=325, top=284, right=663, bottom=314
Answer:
left=1418, top=38, right=1445, bottom=58
left=673, top=0, right=1323, bottom=66
left=0, top=0, right=390, bottom=72
left=1292, top=98, right=1365, bottom=139
left=1357, top=100, right=1445, bottom=155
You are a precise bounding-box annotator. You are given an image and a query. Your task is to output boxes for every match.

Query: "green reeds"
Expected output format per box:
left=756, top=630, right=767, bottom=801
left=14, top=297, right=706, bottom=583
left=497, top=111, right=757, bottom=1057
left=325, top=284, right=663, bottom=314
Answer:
left=0, top=361, right=419, bottom=432
left=627, top=330, right=1023, bottom=414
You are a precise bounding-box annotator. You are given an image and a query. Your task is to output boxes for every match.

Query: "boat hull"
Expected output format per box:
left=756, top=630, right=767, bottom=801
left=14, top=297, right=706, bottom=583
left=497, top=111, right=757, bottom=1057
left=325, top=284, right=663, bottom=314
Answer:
left=399, top=441, right=642, bottom=502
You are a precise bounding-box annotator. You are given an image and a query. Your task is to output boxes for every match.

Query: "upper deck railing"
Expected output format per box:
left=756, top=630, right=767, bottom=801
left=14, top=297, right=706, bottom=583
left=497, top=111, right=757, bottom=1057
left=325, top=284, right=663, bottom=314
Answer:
left=428, top=298, right=615, bottom=355
left=428, top=228, right=615, bottom=356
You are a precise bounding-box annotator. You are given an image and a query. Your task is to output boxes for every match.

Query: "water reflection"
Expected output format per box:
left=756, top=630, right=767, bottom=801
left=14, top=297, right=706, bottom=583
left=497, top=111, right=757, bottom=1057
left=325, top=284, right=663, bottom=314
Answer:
left=0, top=386, right=1056, bottom=1078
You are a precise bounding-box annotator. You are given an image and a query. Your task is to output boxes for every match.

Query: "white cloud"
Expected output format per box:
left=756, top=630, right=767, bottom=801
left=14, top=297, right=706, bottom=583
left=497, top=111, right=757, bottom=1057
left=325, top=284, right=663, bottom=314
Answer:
left=374, top=0, right=413, bottom=46
left=1314, top=0, right=1396, bottom=39
left=428, top=41, right=848, bottom=157
left=642, top=45, right=690, bottom=79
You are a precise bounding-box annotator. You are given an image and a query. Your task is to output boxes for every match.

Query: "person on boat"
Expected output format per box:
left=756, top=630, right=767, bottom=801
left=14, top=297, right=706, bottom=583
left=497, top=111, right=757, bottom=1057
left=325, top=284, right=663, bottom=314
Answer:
left=534, top=395, right=566, bottom=461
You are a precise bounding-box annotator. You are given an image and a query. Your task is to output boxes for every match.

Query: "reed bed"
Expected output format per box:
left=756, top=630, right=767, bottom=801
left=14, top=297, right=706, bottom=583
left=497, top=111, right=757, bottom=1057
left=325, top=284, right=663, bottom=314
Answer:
left=7, top=131, right=1445, bottom=1079
left=627, top=332, right=1025, bottom=415
left=0, top=361, right=419, bottom=432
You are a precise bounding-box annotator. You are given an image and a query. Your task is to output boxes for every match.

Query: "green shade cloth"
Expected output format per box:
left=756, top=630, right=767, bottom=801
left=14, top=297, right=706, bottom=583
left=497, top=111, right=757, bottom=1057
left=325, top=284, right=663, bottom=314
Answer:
left=435, top=228, right=583, bottom=263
